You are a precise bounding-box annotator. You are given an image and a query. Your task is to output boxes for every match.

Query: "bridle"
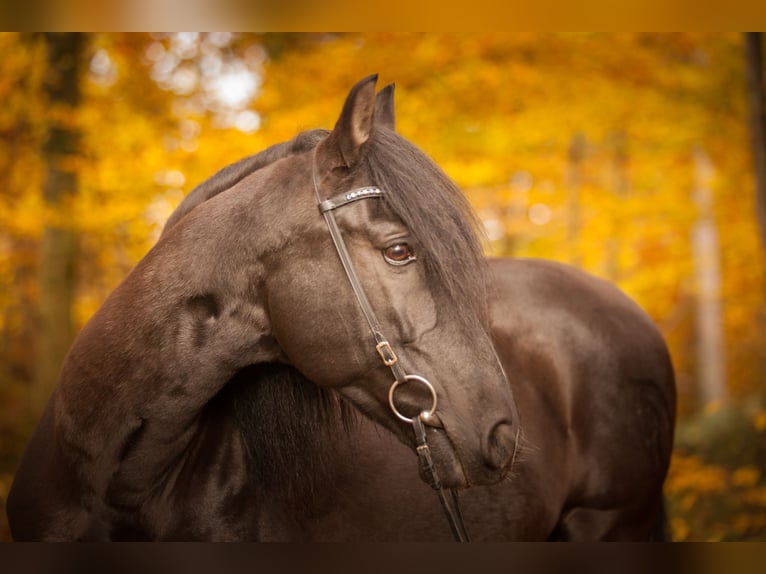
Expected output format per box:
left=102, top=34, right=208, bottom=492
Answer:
left=312, top=151, right=470, bottom=542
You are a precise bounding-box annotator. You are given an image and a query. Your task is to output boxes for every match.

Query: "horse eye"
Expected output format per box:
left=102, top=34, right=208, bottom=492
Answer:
left=383, top=243, right=416, bottom=266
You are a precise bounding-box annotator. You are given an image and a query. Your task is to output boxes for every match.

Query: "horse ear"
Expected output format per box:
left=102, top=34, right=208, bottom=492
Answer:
left=320, top=74, right=378, bottom=169
left=374, top=83, right=396, bottom=130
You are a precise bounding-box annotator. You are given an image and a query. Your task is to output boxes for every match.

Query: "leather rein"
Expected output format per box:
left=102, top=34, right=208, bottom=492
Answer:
left=311, top=152, right=470, bottom=542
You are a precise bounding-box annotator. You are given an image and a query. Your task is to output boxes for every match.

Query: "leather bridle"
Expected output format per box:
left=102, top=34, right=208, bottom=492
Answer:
left=312, top=151, right=470, bottom=542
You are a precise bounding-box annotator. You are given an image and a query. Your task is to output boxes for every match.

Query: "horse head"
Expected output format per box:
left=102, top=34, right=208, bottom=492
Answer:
left=258, top=76, right=520, bottom=488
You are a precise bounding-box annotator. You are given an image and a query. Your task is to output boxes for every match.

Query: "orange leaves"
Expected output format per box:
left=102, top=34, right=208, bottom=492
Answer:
left=754, top=411, right=766, bottom=432
left=670, top=398, right=766, bottom=540
left=732, top=465, right=762, bottom=489
left=666, top=454, right=728, bottom=496
left=667, top=454, right=766, bottom=540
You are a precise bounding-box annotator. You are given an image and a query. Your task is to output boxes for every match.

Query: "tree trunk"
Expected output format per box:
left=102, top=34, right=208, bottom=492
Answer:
left=744, top=33, right=766, bottom=409
left=692, top=147, right=727, bottom=407
left=745, top=33, right=766, bottom=256
left=34, top=33, right=85, bottom=408
left=566, top=132, right=586, bottom=267
left=605, top=130, right=628, bottom=281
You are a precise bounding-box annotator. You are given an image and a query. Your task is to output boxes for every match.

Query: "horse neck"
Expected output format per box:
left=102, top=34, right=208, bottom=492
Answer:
left=52, top=164, right=307, bottom=499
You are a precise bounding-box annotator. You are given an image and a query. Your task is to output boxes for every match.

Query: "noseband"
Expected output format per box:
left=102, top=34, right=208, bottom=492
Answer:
left=312, top=152, right=470, bottom=542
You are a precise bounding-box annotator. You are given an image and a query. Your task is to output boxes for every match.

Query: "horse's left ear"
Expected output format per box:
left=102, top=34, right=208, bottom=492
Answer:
left=320, top=74, right=378, bottom=169
left=375, top=83, right=396, bottom=130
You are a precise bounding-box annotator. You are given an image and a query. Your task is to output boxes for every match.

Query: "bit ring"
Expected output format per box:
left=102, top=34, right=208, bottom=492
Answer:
left=388, top=374, right=438, bottom=423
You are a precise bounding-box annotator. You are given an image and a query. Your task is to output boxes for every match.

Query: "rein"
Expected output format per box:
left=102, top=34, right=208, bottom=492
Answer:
left=311, top=153, right=470, bottom=542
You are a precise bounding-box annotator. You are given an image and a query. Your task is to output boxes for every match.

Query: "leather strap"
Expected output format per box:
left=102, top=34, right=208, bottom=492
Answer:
left=318, top=186, right=384, bottom=214
left=312, top=156, right=408, bottom=385
left=412, top=416, right=471, bottom=542
left=311, top=149, right=470, bottom=542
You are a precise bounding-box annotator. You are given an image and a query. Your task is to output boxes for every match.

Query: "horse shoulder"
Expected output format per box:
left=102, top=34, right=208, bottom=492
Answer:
left=488, top=257, right=673, bottom=394
left=487, top=257, right=675, bottom=528
left=131, top=399, right=257, bottom=541
left=7, top=396, right=105, bottom=540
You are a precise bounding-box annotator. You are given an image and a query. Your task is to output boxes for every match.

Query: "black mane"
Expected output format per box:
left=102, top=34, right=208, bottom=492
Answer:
left=220, top=363, right=355, bottom=516
left=365, top=127, right=489, bottom=325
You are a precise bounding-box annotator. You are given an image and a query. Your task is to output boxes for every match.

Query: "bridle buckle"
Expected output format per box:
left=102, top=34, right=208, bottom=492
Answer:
left=375, top=340, right=398, bottom=367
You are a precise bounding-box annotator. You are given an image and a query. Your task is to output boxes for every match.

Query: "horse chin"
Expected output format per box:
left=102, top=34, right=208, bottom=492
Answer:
left=419, top=433, right=470, bottom=489
left=422, top=419, right=517, bottom=490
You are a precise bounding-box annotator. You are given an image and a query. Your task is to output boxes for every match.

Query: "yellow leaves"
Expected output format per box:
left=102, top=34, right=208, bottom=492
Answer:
left=671, top=517, right=691, bottom=541
left=741, top=486, right=766, bottom=507
left=667, top=453, right=766, bottom=540
left=45, top=103, right=80, bottom=132
left=704, top=399, right=723, bottom=416
left=442, top=158, right=502, bottom=189
left=73, top=294, right=101, bottom=331
left=666, top=454, right=728, bottom=496
left=732, top=466, right=761, bottom=489
left=681, top=494, right=698, bottom=511
left=733, top=512, right=766, bottom=535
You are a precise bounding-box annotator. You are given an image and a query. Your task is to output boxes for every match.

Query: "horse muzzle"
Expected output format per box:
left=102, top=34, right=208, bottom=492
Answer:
left=385, top=366, right=518, bottom=488
left=416, top=411, right=518, bottom=489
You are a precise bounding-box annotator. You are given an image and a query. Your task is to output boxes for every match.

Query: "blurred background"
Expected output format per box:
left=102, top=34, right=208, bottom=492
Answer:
left=1, top=32, right=765, bottom=541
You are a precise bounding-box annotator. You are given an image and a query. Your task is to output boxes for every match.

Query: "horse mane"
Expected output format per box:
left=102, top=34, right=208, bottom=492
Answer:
left=161, top=128, right=330, bottom=235
left=218, top=362, right=356, bottom=516
left=365, top=127, right=489, bottom=325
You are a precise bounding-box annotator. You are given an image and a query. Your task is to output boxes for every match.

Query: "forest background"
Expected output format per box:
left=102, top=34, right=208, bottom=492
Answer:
left=1, top=32, right=765, bottom=541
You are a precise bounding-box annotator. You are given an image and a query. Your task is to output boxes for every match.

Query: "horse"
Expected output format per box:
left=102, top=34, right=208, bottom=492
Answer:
left=7, top=75, right=675, bottom=541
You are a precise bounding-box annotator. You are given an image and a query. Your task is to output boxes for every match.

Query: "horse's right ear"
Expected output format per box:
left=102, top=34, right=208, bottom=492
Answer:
left=318, top=74, right=378, bottom=169
left=374, top=84, right=395, bottom=130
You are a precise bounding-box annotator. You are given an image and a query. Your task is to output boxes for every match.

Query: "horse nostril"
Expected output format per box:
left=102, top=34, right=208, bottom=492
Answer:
left=484, top=421, right=516, bottom=471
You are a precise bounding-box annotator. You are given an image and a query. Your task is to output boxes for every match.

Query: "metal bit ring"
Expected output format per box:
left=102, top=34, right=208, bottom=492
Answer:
left=388, top=374, right=438, bottom=423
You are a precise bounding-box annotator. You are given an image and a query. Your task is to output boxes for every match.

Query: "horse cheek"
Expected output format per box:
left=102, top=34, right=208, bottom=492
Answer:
left=265, top=264, right=370, bottom=387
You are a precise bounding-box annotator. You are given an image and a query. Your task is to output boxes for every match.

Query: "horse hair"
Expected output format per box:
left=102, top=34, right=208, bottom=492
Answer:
left=364, top=127, right=489, bottom=326
left=219, top=362, right=356, bottom=516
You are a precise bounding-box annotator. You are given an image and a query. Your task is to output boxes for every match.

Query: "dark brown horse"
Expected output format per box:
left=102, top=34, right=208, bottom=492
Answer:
left=7, top=76, right=675, bottom=541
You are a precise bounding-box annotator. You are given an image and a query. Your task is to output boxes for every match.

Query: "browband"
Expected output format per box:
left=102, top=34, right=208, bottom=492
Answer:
left=318, top=186, right=384, bottom=213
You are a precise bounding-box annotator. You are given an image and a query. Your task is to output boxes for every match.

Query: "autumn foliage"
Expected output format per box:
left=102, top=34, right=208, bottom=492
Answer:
left=1, top=32, right=765, bottom=540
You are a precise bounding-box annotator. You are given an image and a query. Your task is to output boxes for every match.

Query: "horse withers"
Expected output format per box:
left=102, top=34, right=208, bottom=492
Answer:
left=7, top=75, right=674, bottom=541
